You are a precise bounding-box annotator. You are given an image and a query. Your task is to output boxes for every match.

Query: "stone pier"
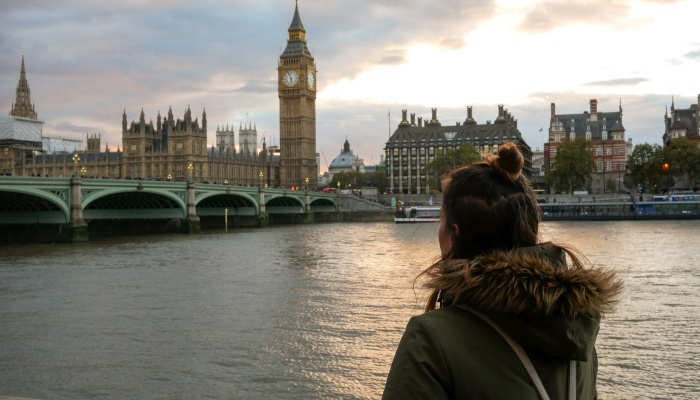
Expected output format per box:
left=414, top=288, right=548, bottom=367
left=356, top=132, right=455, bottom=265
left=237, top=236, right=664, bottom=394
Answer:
left=65, top=176, right=88, bottom=242
left=182, top=181, right=200, bottom=233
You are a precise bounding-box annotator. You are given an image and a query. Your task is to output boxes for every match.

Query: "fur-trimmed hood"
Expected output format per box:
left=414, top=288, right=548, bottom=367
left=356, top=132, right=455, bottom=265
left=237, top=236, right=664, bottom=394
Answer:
left=428, top=244, right=622, bottom=360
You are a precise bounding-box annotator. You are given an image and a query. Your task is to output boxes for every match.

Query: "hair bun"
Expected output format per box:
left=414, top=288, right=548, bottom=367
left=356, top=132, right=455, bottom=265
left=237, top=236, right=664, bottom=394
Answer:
left=495, top=142, right=524, bottom=181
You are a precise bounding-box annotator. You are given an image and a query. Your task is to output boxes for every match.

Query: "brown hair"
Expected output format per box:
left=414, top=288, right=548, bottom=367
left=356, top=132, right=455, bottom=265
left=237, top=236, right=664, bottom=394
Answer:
left=420, top=142, right=586, bottom=311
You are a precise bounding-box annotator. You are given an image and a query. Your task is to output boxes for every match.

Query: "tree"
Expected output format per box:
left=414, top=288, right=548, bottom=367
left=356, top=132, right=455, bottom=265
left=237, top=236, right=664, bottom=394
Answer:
left=606, top=177, right=617, bottom=193
left=328, top=167, right=389, bottom=193
left=426, top=144, right=481, bottom=190
left=663, top=138, right=700, bottom=190
left=547, top=138, right=594, bottom=194
left=628, top=143, right=664, bottom=193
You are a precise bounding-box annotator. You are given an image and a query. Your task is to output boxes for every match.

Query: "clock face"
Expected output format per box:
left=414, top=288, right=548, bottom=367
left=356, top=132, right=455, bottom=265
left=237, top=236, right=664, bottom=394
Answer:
left=283, top=70, right=299, bottom=87
left=307, top=71, right=315, bottom=89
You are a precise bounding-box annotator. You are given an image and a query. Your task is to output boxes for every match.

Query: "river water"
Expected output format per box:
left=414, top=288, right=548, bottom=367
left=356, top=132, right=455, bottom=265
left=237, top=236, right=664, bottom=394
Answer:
left=1, top=221, right=699, bottom=399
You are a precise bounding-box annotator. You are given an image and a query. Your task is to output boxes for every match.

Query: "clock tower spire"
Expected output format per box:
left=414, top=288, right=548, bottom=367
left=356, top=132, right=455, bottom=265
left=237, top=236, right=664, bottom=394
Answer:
left=278, top=1, right=317, bottom=188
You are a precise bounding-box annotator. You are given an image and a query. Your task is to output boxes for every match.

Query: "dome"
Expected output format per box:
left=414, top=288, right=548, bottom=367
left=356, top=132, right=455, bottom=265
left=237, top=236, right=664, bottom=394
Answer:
left=328, top=138, right=364, bottom=172
left=329, top=151, right=355, bottom=170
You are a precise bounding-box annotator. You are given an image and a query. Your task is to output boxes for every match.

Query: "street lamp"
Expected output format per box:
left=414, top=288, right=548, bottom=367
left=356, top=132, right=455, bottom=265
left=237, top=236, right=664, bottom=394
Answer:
left=186, top=161, right=194, bottom=182
left=258, top=170, right=264, bottom=188
left=304, top=176, right=310, bottom=192
left=72, top=153, right=80, bottom=177
left=167, top=173, right=172, bottom=181
left=80, top=167, right=87, bottom=177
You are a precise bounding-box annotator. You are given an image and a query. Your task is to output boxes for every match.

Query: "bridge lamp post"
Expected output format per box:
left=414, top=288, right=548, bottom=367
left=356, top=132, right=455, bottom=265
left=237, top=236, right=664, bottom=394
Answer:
left=186, top=161, right=194, bottom=182
left=167, top=173, right=172, bottom=182
left=72, top=153, right=80, bottom=177
left=224, top=179, right=229, bottom=185
left=304, top=177, right=310, bottom=192
left=80, top=167, right=87, bottom=178
left=258, top=170, right=264, bottom=189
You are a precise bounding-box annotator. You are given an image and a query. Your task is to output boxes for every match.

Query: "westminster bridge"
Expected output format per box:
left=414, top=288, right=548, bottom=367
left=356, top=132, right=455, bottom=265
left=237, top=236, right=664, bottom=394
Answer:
left=0, top=176, right=388, bottom=241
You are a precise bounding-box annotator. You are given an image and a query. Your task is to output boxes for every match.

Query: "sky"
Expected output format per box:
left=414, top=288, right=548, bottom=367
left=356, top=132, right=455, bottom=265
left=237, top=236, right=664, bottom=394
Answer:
left=1, top=0, right=699, bottom=172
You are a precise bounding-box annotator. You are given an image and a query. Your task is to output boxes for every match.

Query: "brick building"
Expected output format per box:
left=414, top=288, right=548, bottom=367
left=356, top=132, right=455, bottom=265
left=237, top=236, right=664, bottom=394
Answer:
left=545, top=99, right=629, bottom=193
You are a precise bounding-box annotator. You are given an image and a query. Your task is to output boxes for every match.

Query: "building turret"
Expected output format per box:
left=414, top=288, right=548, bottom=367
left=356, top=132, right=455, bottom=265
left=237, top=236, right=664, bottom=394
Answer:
left=202, top=107, right=207, bottom=133
left=167, top=106, right=174, bottom=126
left=410, top=113, right=416, bottom=127
left=464, top=106, right=476, bottom=125
left=399, top=109, right=409, bottom=127
left=10, top=56, right=37, bottom=120
left=122, top=109, right=127, bottom=133
left=139, top=108, right=145, bottom=124
left=427, top=108, right=441, bottom=127
left=157, top=111, right=162, bottom=133
left=417, top=116, right=423, bottom=127
left=550, top=103, right=556, bottom=121
left=495, top=105, right=506, bottom=123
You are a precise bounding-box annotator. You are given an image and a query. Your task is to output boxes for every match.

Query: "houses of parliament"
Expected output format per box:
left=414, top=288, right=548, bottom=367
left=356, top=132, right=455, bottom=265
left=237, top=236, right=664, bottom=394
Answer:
left=0, top=3, right=318, bottom=189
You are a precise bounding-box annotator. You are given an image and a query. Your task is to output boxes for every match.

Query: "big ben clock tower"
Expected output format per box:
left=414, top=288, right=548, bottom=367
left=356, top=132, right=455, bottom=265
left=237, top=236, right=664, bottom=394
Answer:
left=279, top=1, right=317, bottom=188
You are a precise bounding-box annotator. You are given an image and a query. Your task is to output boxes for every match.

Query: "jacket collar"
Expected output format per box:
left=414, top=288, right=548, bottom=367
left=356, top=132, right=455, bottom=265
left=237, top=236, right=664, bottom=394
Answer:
left=436, top=244, right=621, bottom=317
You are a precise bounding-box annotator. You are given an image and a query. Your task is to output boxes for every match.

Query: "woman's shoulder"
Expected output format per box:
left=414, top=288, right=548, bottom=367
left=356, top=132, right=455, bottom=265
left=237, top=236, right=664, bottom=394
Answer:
left=404, top=307, right=500, bottom=347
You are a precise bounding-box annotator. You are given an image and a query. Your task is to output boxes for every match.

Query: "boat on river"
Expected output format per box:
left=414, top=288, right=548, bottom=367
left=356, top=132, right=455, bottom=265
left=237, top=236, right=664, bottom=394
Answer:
left=394, top=206, right=441, bottom=223
left=540, top=200, right=700, bottom=220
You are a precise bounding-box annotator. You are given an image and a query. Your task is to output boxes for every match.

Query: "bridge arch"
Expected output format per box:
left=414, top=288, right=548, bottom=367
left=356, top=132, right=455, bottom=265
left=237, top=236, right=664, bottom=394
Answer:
left=0, top=188, right=70, bottom=224
left=310, top=198, right=338, bottom=213
left=195, top=192, right=259, bottom=217
left=265, top=195, right=305, bottom=215
left=264, top=194, right=305, bottom=207
left=82, top=189, right=186, bottom=219
left=196, top=192, right=259, bottom=214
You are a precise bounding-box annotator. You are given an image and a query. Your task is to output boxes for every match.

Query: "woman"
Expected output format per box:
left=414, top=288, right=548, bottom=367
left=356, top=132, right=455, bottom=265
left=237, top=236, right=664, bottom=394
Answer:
left=383, top=143, right=622, bottom=400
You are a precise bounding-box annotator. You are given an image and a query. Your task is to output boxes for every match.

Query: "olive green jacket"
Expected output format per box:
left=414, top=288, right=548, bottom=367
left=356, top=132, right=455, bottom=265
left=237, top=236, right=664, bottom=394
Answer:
left=383, top=246, right=620, bottom=399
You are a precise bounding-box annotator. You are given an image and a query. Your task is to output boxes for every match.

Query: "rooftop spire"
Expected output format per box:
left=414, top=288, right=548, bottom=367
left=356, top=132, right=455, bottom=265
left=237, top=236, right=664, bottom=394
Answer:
left=10, top=55, right=37, bottom=119
left=289, top=1, right=305, bottom=32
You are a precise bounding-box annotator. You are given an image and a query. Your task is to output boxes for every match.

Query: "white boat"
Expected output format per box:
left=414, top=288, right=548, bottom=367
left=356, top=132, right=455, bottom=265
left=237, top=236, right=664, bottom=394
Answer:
left=394, top=206, right=441, bottom=223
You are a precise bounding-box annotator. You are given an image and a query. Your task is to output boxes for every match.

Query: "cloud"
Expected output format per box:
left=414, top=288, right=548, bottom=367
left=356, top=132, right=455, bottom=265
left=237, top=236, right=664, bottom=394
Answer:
left=584, top=78, right=649, bottom=86
left=377, top=55, right=404, bottom=65
left=519, top=0, right=628, bottom=33
left=439, top=38, right=465, bottom=50
left=52, top=121, right=99, bottom=132
left=685, top=49, right=700, bottom=60
left=517, top=0, right=684, bottom=33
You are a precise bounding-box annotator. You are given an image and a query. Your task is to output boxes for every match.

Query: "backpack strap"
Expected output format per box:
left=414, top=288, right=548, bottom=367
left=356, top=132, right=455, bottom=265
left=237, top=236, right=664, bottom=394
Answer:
left=464, top=307, right=551, bottom=400
left=569, top=360, right=577, bottom=400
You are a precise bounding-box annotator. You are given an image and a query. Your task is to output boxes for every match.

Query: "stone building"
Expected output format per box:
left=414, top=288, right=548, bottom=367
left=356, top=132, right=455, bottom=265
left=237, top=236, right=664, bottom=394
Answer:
left=216, top=124, right=236, bottom=153
left=25, top=107, right=280, bottom=186
left=1, top=56, right=43, bottom=175
left=663, top=95, right=700, bottom=147
left=239, top=123, right=258, bottom=156
left=385, top=106, right=533, bottom=194
left=278, top=2, right=318, bottom=188
left=6, top=3, right=312, bottom=188
left=545, top=99, right=628, bottom=193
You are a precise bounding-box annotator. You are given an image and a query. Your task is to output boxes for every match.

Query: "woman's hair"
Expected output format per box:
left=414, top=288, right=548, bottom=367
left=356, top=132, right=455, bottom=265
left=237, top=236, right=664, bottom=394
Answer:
left=440, top=142, right=538, bottom=260
left=420, top=142, right=585, bottom=311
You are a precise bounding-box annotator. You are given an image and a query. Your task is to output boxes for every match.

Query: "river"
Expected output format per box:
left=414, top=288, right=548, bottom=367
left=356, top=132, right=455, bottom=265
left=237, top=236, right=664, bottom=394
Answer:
left=1, top=221, right=699, bottom=399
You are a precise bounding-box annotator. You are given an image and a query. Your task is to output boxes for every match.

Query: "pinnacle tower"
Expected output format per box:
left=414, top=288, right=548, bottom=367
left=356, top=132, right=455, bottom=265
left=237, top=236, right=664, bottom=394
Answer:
left=10, top=56, right=37, bottom=119
left=278, top=2, right=317, bottom=187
